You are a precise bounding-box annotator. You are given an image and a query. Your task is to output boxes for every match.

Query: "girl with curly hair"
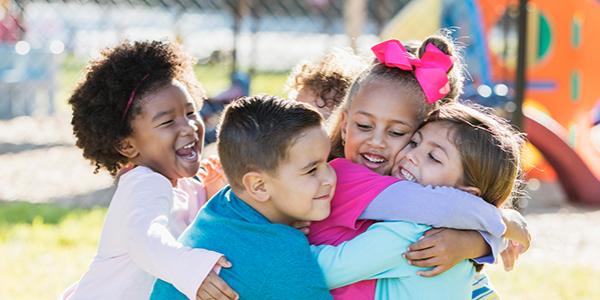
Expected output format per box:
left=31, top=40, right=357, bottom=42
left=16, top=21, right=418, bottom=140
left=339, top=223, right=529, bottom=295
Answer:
left=62, top=40, right=238, bottom=300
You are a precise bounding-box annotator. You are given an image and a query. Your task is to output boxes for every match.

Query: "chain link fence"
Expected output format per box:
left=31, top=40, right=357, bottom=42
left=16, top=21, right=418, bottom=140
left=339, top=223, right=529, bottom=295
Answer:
left=1, top=0, right=412, bottom=117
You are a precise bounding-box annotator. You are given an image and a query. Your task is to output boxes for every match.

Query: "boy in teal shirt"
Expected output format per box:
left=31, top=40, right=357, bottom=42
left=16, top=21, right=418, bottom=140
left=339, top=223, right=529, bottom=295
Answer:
left=151, top=95, right=336, bottom=300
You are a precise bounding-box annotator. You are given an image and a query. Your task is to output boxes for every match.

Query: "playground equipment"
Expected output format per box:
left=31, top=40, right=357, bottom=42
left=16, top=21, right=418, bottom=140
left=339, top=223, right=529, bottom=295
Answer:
left=383, top=0, right=600, bottom=205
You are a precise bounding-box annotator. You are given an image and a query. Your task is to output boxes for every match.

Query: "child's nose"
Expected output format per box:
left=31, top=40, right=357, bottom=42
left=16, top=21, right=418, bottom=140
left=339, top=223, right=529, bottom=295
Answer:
left=322, top=164, right=337, bottom=187
left=367, top=131, right=385, bottom=148
left=180, top=119, right=198, bottom=136
left=405, top=150, right=418, bottom=166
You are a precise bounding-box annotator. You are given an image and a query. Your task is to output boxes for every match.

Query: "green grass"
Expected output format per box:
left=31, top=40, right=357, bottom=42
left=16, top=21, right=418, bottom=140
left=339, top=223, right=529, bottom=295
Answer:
left=0, top=203, right=106, bottom=300
left=1, top=202, right=599, bottom=300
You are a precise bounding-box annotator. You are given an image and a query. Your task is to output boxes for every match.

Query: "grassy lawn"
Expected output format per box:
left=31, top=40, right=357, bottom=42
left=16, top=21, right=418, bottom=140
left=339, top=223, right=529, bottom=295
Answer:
left=1, top=202, right=599, bottom=300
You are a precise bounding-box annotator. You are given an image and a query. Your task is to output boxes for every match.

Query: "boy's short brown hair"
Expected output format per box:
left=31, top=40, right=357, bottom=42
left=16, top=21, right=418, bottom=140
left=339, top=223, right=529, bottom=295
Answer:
left=217, top=95, right=323, bottom=189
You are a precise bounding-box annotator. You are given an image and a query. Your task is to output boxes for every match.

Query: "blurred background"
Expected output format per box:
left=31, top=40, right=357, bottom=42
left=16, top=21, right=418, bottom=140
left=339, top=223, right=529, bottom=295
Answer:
left=1, top=0, right=599, bottom=299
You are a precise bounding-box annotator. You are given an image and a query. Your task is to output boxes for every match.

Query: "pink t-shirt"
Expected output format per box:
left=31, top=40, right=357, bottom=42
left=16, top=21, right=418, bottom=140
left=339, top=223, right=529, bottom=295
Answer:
left=309, top=158, right=399, bottom=300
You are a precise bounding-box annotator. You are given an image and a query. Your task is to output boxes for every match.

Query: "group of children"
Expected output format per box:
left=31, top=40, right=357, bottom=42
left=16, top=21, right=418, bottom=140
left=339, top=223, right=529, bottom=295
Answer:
left=63, top=33, right=530, bottom=300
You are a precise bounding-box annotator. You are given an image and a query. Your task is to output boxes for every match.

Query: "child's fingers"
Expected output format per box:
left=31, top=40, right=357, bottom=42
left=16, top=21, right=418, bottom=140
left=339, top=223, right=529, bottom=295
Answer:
left=407, top=236, right=437, bottom=251
left=404, top=246, right=436, bottom=261
left=501, top=247, right=515, bottom=271
left=197, top=168, right=208, bottom=177
left=207, top=275, right=239, bottom=300
left=217, top=256, right=233, bottom=268
left=198, top=274, right=236, bottom=300
left=208, top=156, right=221, bottom=166
left=416, top=265, right=448, bottom=277
left=200, top=159, right=214, bottom=172
left=423, top=228, right=445, bottom=237
left=407, top=256, right=441, bottom=268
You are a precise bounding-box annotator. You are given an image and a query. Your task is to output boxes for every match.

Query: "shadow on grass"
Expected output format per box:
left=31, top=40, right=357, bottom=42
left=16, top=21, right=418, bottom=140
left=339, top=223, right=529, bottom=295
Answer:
left=0, top=186, right=114, bottom=226
left=0, top=142, right=72, bottom=155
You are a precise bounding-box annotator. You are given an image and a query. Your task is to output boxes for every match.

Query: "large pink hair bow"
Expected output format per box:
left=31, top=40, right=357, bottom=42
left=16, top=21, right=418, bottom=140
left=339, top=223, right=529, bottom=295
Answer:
left=371, top=39, right=454, bottom=104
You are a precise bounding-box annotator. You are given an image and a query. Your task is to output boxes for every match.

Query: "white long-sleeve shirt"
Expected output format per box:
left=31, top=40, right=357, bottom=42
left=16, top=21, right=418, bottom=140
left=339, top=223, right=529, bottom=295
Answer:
left=63, top=166, right=222, bottom=300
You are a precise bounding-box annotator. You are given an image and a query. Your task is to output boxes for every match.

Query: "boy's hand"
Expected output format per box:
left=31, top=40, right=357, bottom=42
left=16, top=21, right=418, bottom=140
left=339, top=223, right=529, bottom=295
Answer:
left=404, top=228, right=486, bottom=277
left=196, top=257, right=238, bottom=300
left=198, top=156, right=229, bottom=199
left=292, top=221, right=311, bottom=235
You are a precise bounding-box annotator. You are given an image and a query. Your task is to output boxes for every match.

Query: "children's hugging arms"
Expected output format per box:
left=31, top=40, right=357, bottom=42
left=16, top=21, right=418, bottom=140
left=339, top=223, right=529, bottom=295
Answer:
left=311, top=222, right=424, bottom=289
left=499, top=209, right=531, bottom=271
left=359, top=181, right=506, bottom=237
left=152, top=258, right=238, bottom=300
left=125, top=173, right=229, bottom=300
left=403, top=211, right=533, bottom=276
left=406, top=209, right=532, bottom=276
left=403, top=228, right=503, bottom=277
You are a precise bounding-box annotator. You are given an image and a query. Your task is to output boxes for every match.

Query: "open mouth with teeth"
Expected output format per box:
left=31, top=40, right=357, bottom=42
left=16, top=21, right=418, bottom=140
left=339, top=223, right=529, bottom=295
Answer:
left=399, top=167, right=417, bottom=182
left=175, top=141, right=199, bottom=162
left=361, top=153, right=387, bottom=169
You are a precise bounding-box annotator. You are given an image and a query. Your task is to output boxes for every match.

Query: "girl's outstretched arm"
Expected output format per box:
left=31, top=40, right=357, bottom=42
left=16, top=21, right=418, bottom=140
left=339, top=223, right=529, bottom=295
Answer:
left=359, top=180, right=505, bottom=237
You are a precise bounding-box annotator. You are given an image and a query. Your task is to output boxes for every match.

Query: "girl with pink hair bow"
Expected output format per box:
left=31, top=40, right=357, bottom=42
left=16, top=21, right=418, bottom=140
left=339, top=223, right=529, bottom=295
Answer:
left=307, top=35, right=530, bottom=299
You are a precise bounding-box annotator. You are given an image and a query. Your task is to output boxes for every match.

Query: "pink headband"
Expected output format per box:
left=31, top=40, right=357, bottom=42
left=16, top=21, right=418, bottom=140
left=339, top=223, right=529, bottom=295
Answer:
left=371, top=39, right=454, bottom=104
left=121, top=74, right=149, bottom=121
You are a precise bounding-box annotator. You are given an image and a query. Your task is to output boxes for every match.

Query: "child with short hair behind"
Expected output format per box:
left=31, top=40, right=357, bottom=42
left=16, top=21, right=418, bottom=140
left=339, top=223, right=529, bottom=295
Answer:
left=63, top=40, right=237, bottom=300
left=286, top=48, right=368, bottom=119
left=151, top=95, right=336, bottom=300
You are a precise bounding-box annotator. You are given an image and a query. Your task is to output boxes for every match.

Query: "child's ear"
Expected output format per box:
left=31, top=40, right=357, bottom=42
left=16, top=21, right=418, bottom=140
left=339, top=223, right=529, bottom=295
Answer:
left=241, top=172, right=270, bottom=202
left=115, top=138, right=139, bottom=159
left=458, top=185, right=481, bottom=197
left=340, top=111, right=348, bottom=143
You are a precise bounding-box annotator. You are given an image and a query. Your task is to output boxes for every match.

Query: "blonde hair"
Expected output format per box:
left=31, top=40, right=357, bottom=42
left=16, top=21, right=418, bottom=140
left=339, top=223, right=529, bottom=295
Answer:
left=328, top=34, right=465, bottom=160
left=286, top=48, right=368, bottom=113
left=426, top=102, right=525, bottom=207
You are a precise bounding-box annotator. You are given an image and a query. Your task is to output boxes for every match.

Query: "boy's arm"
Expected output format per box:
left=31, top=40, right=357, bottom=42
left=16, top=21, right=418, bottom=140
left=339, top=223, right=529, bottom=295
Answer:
left=312, top=222, right=424, bottom=289
left=126, top=173, right=223, bottom=300
left=359, top=181, right=506, bottom=238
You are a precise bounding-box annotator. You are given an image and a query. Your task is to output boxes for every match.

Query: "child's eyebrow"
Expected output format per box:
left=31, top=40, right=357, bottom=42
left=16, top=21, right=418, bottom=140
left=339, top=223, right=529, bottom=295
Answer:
left=356, top=111, right=411, bottom=126
left=151, top=110, right=174, bottom=122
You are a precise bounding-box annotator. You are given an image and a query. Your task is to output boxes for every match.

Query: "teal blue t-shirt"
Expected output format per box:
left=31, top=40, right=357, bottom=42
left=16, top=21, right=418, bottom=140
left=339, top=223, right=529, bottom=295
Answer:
left=150, top=186, right=332, bottom=300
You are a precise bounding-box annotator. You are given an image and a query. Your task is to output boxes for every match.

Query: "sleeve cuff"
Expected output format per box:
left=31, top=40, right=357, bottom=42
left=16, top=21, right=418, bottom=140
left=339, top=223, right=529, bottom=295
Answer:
left=474, top=231, right=508, bottom=264
left=178, top=249, right=223, bottom=300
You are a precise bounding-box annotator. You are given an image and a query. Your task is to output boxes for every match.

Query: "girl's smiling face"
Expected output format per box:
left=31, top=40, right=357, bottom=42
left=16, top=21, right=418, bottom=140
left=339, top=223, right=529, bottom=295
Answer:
left=124, top=80, right=204, bottom=185
left=341, top=80, right=422, bottom=175
left=393, top=121, right=464, bottom=187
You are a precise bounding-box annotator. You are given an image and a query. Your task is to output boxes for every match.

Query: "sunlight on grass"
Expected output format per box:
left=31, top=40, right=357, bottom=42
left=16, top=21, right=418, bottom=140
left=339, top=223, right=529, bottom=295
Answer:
left=0, top=205, right=106, bottom=300
left=487, top=262, right=600, bottom=300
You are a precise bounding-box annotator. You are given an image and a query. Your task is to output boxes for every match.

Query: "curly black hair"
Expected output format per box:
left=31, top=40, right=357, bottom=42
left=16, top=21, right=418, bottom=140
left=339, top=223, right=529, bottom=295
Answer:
left=69, top=40, right=204, bottom=176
